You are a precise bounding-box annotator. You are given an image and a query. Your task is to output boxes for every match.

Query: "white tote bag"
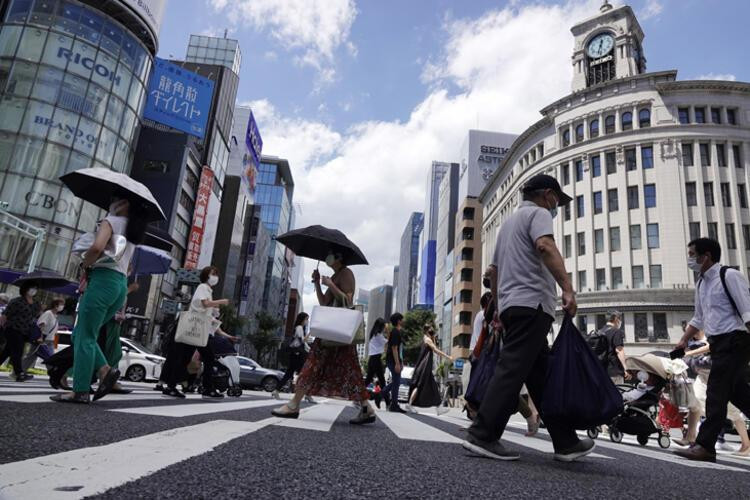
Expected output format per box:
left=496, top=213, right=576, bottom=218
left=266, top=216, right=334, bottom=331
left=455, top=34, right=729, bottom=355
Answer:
left=309, top=305, right=363, bottom=345
left=174, top=310, right=211, bottom=347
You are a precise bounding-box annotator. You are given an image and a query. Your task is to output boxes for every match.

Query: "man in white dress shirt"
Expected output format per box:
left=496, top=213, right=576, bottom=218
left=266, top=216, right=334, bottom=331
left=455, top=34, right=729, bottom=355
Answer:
left=675, top=238, right=750, bottom=463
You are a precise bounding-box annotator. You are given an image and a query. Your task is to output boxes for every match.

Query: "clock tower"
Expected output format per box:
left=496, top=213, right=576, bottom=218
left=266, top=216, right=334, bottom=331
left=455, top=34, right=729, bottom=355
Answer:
left=570, top=1, right=645, bottom=92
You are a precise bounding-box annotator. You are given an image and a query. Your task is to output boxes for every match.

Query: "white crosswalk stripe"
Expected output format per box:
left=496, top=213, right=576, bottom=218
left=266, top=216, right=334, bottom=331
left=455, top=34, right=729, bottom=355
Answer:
left=274, top=403, right=346, bottom=432
left=111, top=398, right=282, bottom=417
left=377, top=410, right=462, bottom=443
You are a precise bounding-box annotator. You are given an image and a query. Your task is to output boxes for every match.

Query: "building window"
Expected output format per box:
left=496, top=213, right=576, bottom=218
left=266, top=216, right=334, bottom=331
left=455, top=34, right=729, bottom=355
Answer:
left=591, top=155, right=601, bottom=177
left=630, top=224, right=642, bottom=249
left=577, top=315, right=588, bottom=333
left=742, top=185, right=749, bottom=209
left=622, top=112, right=633, bottom=131
left=727, top=223, right=737, bottom=249
left=596, top=315, right=607, bottom=330
left=633, top=266, right=645, bottom=289
left=717, top=144, right=727, bottom=167
left=699, top=143, right=710, bottom=166
left=690, top=222, right=701, bottom=241
left=639, top=109, right=651, bottom=128
left=605, top=151, right=617, bottom=174
left=733, top=145, right=743, bottom=168
left=576, top=195, right=585, bottom=218
left=727, top=108, right=737, bottom=125
left=564, top=204, right=571, bottom=221
left=634, top=312, right=648, bottom=340
left=652, top=313, right=669, bottom=340
left=595, top=268, right=606, bottom=290
left=577, top=232, right=586, bottom=256
left=605, top=115, right=615, bottom=134
left=721, top=182, right=732, bottom=207
left=590, top=119, right=599, bottom=138
left=678, top=107, right=690, bottom=124
left=612, top=267, right=623, bottom=289
left=625, top=148, right=637, bottom=170
left=575, top=124, right=584, bottom=142
left=593, top=191, right=603, bottom=214
left=610, top=227, right=621, bottom=251
left=578, top=270, right=587, bottom=290
left=627, top=186, right=639, bottom=209
left=695, top=107, right=706, bottom=124
left=650, top=265, right=663, bottom=288
left=644, top=184, right=657, bottom=208
left=682, top=143, right=694, bottom=166
left=562, top=129, right=570, bottom=147
left=743, top=225, right=750, bottom=249
left=561, top=163, right=570, bottom=185
left=708, top=222, right=719, bottom=240
left=563, top=235, right=572, bottom=258
left=595, top=229, right=604, bottom=253
left=704, top=182, right=715, bottom=206
left=608, top=188, right=619, bottom=212
left=711, top=107, right=722, bottom=124
left=647, top=223, right=660, bottom=248
left=641, top=146, right=654, bottom=169
left=178, top=190, right=193, bottom=212
left=575, top=160, right=584, bottom=182
left=686, top=182, right=697, bottom=206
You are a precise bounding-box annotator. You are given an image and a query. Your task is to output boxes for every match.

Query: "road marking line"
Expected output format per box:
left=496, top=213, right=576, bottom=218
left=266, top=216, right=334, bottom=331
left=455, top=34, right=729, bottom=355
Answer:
left=110, top=398, right=281, bottom=417
left=378, top=411, right=462, bottom=443
left=273, top=403, right=346, bottom=432
left=0, top=393, right=213, bottom=404
left=0, top=419, right=274, bottom=500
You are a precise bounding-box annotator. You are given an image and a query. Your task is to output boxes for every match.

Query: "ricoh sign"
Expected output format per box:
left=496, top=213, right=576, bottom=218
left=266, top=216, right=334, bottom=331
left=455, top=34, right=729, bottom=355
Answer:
left=57, top=48, right=122, bottom=86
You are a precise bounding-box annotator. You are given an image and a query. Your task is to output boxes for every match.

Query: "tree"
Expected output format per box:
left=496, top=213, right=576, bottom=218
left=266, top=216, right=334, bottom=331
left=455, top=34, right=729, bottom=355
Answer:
left=401, top=309, right=437, bottom=365
left=219, top=304, right=246, bottom=336
left=246, top=311, right=282, bottom=365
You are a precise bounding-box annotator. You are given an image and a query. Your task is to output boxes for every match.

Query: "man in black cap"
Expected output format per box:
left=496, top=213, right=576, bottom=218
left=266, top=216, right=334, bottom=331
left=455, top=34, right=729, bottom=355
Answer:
left=462, top=174, right=595, bottom=462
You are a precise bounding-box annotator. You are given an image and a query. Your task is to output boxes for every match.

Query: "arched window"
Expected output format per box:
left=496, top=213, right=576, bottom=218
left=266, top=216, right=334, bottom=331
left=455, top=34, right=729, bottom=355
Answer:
left=605, top=115, right=615, bottom=134
left=575, top=124, right=584, bottom=142
left=562, top=129, right=570, bottom=147
left=590, top=119, right=599, bottom=138
left=639, top=108, right=651, bottom=128
left=622, top=111, right=633, bottom=131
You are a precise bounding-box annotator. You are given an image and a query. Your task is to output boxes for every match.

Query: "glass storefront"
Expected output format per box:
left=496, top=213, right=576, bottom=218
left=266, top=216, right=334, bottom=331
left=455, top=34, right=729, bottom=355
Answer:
left=0, top=0, right=153, bottom=275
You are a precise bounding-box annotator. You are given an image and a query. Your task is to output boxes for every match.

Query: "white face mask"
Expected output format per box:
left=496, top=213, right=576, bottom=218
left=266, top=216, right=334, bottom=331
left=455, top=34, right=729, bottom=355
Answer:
left=56, top=305, right=64, bottom=313
left=27, top=288, right=38, bottom=297
left=687, top=256, right=703, bottom=272
left=208, top=275, right=219, bottom=286
left=325, top=254, right=336, bottom=267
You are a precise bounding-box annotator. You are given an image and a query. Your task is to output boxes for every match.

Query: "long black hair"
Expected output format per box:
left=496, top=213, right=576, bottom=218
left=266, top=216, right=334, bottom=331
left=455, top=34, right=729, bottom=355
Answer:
left=113, top=189, right=149, bottom=244
left=369, top=317, right=385, bottom=337
left=294, top=312, right=309, bottom=328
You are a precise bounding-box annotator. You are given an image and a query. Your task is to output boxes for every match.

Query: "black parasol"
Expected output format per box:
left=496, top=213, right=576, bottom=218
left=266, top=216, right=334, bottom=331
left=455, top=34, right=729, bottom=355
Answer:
left=275, top=225, right=369, bottom=266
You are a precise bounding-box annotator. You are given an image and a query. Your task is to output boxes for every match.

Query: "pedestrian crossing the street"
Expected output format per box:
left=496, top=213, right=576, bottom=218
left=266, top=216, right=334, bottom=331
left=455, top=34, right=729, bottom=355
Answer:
left=1, top=373, right=750, bottom=499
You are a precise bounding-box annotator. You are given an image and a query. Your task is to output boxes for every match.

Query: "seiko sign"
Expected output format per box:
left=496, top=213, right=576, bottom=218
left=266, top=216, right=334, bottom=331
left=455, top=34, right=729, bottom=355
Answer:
left=57, top=48, right=122, bottom=86
left=477, top=145, right=510, bottom=165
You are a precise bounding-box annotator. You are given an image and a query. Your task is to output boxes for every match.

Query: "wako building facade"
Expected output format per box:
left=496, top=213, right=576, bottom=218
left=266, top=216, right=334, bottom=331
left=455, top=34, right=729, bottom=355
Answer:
left=0, top=0, right=165, bottom=276
left=480, top=2, right=750, bottom=354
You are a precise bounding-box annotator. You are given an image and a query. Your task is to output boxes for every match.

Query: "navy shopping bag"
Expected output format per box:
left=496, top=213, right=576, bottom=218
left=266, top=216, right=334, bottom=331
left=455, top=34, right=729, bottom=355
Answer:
left=464, top=330, right=501, bottom=407
left=542, top=315, right=623, bottom=429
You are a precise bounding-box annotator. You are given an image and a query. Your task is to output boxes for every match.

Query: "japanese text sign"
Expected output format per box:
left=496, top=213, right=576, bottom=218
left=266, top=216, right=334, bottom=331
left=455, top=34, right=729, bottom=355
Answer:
left=184, top=166, right=214, bottom=269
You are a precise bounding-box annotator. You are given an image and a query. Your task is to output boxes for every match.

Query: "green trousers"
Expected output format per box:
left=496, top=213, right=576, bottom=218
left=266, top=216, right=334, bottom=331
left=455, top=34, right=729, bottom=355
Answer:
left=101, top=319, right=123, bottom=367
left=72, top=268, right=127, bottom=392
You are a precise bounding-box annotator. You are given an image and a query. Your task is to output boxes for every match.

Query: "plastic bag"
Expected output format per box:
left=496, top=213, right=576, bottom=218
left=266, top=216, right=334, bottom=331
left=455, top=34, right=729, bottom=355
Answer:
left=542, top=315, right=624, bottom=429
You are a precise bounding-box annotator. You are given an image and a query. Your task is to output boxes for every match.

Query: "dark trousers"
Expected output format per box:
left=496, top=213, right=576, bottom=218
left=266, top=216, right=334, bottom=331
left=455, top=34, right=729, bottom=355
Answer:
left=365, top=354, right=387, bottom=388
left=279, top=351, right=307, bottom=389
left=468, top=306, right=578, bottom=451
left=164, top=341, right=215, bottom=392
left=696, top=332, right=750, bottom=452
left=45, top=325, right=113, bottom=375
left=384, top=359, right=401, bottom=407
left=0, top=328, right=25, bottom=376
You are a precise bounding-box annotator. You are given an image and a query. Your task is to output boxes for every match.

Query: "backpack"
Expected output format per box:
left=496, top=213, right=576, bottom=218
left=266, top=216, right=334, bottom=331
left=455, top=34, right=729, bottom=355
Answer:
left=585, top=329, right=610, bottom=368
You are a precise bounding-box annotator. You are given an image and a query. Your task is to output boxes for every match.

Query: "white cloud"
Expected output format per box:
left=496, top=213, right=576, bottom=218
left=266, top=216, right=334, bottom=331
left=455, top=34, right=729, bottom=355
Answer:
left=248, top=1, right=600, bottom=305
left=210, top=0, right=357, bottom=82
left=263, top=51, right=278, bottom=61
left=695, top=73, right=737, bottom=82
left=638, top=0, right=663, bottom=20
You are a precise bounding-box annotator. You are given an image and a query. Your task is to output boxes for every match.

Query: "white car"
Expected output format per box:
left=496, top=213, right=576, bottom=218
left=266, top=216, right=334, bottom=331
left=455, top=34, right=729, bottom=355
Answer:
left=119, top=338, right=165, bottom=383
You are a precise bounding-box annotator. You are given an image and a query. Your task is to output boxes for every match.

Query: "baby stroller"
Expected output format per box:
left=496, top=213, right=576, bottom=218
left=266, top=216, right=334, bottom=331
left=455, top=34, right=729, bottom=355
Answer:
left=209, top=336, right=243, bottom=397
left=587, top=354, right=678, bottom=449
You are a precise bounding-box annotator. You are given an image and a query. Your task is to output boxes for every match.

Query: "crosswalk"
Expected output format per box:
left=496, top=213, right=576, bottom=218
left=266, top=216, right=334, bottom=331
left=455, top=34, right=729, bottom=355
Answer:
left=1, top=373, right=749, bottom=499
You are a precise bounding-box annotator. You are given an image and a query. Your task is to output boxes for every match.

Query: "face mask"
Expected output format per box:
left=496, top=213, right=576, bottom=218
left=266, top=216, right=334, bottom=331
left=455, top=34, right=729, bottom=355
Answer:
left=546, top=193, right=559, bottom=218
left=687, top=256, right=702, bottom=272
left=27, top=288, right=38, bottom=297
left=56, top=305, right=64, bottom=313
left=208, top=275, right=219, bottom=286
left=325, top=254, right=336, bottom=267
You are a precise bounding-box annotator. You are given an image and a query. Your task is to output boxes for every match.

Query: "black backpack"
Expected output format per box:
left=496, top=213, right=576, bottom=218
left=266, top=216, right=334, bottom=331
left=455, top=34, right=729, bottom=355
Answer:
left=586, top=329, right=610, bottom=368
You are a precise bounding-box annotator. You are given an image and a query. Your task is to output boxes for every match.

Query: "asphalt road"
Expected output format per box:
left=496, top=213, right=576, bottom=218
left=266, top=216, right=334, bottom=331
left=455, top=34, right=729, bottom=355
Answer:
left=1, top=372, right=749, bottom=499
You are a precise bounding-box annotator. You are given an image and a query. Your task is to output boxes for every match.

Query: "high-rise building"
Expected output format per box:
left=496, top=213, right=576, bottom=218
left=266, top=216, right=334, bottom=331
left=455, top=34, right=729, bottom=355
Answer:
left=434, top=164, right=459, bottom=350
left=186, top=34, right=241, bottom=75
left=392, top=265, right=399, bottom=311
left=480, top=1, right=750, bottom=354
left=396, top=212, right=423, bottom=313
left=237, top=204, right=271, bottom=333
left=368, top=285, right=393, bottom=334
left=0, top=0, right=165, bottom=277
left=211, top=175, right=250, bottom=305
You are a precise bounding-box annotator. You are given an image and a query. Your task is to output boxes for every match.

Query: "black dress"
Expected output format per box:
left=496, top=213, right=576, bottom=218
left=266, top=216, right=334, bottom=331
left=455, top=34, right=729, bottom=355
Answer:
left=410, top=343, right=441, bottom=407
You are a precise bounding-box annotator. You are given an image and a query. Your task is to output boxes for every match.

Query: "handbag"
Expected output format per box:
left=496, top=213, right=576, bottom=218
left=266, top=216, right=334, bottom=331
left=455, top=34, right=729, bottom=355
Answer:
left=309, top=305, right=363, bottom=345
left=71, top=232, right=128, bottom=262
left=174, top=310, right=211, bottom=347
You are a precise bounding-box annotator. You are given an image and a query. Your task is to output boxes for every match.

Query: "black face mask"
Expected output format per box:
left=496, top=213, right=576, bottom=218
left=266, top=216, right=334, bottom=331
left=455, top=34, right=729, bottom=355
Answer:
left=483, top=276, right=492, bottom=289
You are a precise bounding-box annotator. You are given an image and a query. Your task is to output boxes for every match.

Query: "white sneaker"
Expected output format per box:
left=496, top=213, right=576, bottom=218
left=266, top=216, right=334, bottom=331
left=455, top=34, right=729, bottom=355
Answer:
left=436, top=406, right=449, bottom=416
left=718, top=441, right=738, bottom=452
left=405, top=404, right=418, bottom=414
left=304, top=395, right=315, bottom=403
left=271, top=390, right=280, bottom=400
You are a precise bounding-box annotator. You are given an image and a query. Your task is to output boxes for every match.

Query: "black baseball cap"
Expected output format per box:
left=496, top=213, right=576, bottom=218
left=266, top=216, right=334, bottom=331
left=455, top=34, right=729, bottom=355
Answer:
left=522, top=174, right=573, bottom=206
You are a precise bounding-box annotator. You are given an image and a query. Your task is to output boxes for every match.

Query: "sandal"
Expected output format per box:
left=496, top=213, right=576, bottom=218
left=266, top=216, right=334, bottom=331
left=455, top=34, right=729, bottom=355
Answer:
left=50, top=392, right=90, bottom=404
left=271, top=405, right=299, bottom=419
left=93, top=368, right=121, bottom=401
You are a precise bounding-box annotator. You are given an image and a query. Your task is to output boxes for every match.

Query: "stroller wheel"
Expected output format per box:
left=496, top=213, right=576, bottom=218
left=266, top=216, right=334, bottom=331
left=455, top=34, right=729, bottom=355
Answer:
left=587, top=427, right=600, bottom=439
left=609, top=428, right=623, bottom=443
left=636, top=434, right=649, bottom=446
left=658, top=434, right=671, bottom=449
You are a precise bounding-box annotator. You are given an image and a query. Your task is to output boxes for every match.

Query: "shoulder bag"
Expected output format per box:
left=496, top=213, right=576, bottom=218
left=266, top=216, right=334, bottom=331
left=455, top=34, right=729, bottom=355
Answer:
left=309, top=293, right=363, bottom=346
left=174, top=310, right=211, bottom=347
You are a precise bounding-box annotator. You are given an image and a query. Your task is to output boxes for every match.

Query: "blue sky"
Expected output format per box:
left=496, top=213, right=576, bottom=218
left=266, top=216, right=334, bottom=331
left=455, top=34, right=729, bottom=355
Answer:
left=155, top=0, right=750, bottom=302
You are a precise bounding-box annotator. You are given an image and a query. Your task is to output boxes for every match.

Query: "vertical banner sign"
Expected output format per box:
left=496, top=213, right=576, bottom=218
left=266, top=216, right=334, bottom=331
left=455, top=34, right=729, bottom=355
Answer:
left=242, top=110, right=263, bottom=197
left=144, top=57, right=214, bottom=139
left=184, top=166, right=214, bottom=269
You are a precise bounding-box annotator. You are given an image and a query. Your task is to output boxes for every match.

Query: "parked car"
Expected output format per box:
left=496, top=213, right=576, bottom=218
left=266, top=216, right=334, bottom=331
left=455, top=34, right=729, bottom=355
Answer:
left=237, top=356, right=284, bottom=392
left=119, top=338, right=165, bottom=382
left=385, top=366, right=414, bottom=402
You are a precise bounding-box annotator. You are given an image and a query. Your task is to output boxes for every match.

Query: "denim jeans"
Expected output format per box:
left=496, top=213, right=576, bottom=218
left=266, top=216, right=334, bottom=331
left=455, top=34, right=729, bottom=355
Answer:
left=384, top=360, right=401, bottom=407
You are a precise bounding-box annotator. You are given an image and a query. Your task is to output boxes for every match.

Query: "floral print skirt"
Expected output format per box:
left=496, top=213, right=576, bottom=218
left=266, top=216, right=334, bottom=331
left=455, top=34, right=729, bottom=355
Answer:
left=295, top=339, right=368, bottom=402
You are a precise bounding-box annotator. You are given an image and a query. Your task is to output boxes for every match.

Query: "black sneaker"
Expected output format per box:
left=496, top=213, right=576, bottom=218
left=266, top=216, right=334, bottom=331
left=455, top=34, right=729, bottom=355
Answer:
left=153, top=383, right=164, bottom=392
left=162, top=387, right=186, bottom=399
left=463, top=434, right=520, bottom=461
left=387, top=405, right=407, bottom=414
left=553, top=438, right=596, bottom=462
left=383, top=392, right=392, bottom=408
left=202, top=390, right=224, bottom=401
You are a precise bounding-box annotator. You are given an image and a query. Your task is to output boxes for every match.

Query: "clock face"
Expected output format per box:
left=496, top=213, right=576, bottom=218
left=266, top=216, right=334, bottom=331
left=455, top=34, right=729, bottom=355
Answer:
left=587, top=33, right=615, bottom=58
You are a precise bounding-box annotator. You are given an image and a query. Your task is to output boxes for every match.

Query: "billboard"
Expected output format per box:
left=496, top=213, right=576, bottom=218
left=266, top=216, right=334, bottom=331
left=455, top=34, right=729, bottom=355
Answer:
left=143, top=58, right=214, bottom=139
left=184, top=166, right=214, bottom=269
left=119, top=0, right=168, bottom=41
left=241, top=110, right=263, bottom=197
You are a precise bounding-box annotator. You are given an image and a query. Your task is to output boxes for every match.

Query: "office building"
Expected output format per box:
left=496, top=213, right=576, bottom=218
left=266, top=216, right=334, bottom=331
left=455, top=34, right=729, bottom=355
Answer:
left=237, top=204, right=271, bottom=333
left=480, top=2, right=750, bottom=354
left=434, top=163, right=459, bottom=350
left=396, top=212, right=423, bottom=313
left=211, top=175, right=250, bottom=305
left=186, top=33, right=241, bottom=75
left=392, top=265, right=399, bottom=312
left=367, top=285, right=393, bottom=335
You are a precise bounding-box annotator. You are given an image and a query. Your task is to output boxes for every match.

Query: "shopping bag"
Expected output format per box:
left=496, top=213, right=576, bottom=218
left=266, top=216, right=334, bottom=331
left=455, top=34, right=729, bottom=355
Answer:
left=308, top=305, right=363, bottom=345
left=465, top=330, right=501, bottom=406
left=542, top=315, right=623, bottom=429
left=174, top=310, right=211, bottom=347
